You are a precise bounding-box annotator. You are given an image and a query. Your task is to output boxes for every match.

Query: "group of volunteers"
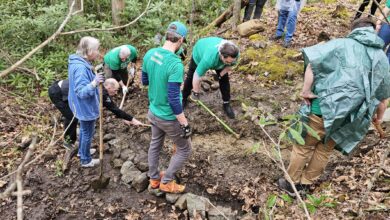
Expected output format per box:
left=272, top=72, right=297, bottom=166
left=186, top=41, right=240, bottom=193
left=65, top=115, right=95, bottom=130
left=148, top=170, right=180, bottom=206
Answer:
left=48, top=0, right=390, bottom=197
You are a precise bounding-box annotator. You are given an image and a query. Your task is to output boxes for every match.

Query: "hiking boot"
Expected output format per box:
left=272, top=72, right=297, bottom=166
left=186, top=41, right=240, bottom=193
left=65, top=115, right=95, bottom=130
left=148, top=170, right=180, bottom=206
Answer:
left=159, top=180, right=185, bottom=193
left=270, top=35, right=282, bottom=41
left=81, top=158, right=100, bottom=168
left=223, top=103, right=235, bottom=119
left=63, top=142, right=74, bottom=150
left=77, top=148, right=97, bottom=157
left=278, top=178, right=298, bottom=197
left=149, top=171, right=165, bottom=189
left=283, top=41, right=292, bottom=48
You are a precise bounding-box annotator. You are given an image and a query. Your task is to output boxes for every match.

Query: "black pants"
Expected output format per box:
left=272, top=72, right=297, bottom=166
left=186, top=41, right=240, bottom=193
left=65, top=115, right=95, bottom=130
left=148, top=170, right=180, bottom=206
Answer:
left=243, top=0, right=268, bottom=21
left=182, top=57, right=231, bottom=102
left=112, top=68, right=128, bottom=85
left=48, top=82, right=78, bottom=144
left=354, top=0, right=382, bottom=20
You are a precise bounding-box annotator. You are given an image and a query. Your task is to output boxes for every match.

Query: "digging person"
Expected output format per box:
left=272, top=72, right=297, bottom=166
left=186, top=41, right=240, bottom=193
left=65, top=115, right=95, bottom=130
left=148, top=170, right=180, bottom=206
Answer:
left=49, top=78, right=143, bottom=149
left=181, top=37, right=240, bottom=119
left=103, top=45, right=138, bottom=95
left=142, top=21, right=192, bottom=194
left=278, top=17, right=390, bottom=197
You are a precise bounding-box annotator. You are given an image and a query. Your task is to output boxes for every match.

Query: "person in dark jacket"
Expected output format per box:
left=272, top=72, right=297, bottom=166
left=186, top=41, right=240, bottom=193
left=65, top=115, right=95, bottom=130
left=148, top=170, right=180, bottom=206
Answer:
left=49, top=78, right=142, bottom=151
left=243, top=0, right=268, bottom=22
left=354, top=0, right=382, bottom=20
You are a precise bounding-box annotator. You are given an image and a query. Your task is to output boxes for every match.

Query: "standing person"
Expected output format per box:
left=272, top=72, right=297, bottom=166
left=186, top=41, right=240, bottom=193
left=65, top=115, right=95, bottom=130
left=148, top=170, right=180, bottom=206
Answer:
left=354, top=0, right=382, bottom=20
left=271, top=0, right=305, bottom=48
left=48, top=78, right=143, bottom=151
left=181, top=37, right=240, bottom=119
left=103, top=45, right=138, bottom=94
left=68, top=36, right=103, bottom=168
left=277, top=18, right=390, bottom=196
left=243, top=0, right=268, bottom=22
left=376, top=0, right=390, bottom=63
left=142, top=21, right=192, bottom=194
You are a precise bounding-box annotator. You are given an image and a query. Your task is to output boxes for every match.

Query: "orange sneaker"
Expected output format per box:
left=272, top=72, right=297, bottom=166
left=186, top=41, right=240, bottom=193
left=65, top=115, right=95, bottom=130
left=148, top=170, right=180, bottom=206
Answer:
left=149, top=171, right=165, bottom=189
left=159, top=180, right=185, bottom=193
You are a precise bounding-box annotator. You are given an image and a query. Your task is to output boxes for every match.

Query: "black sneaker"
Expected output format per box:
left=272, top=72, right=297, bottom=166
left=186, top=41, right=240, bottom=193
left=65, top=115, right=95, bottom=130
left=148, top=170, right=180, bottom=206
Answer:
left=278, top=178, right=296, bottom=197
left=223, top=103, right=235, bottom=119
left=270, top=35, right=282, bottom=41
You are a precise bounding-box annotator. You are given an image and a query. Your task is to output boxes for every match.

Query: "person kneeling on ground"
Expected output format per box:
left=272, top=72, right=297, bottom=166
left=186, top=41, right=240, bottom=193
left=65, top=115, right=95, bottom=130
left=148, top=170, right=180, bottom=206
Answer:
left=103, top=45, right=138, bottom=95
left=181, top=37, right=240, bottom=119
left=278, top=17, right=390, bottom=197
left=142, top=21, right=192, bottom=194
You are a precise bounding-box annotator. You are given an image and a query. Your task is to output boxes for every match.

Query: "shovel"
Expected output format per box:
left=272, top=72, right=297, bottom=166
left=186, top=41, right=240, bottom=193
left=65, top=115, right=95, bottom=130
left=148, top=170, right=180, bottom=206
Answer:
left=119, top=66, right=136, bottom=109
left=91, top=83, right=110, bottom=190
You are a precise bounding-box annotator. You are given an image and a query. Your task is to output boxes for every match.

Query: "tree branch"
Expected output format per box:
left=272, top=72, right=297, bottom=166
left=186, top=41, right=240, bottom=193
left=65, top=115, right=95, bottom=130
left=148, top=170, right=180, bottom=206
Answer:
left=0, top=0, right=76, bottom=78
left=60, top=0, right=151, bottom=35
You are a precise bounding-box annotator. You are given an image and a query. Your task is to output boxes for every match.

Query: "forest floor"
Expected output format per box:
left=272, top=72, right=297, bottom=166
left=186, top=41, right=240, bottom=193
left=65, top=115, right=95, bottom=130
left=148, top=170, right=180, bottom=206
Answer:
left=1, top=0, right=389, bottom=219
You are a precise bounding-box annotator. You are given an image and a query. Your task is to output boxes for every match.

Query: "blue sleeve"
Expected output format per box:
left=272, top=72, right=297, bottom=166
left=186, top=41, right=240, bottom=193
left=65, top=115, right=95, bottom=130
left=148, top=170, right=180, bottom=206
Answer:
left=74, top=66, right=96, bottom=99
left=142, top=70, right=149, bottom=85
left=167, top=82, right=183, bottom=115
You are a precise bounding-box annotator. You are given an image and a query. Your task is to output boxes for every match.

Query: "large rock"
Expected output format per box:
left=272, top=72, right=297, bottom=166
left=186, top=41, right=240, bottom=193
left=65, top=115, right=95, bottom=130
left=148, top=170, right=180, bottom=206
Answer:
left=148, top=185, right=165, bottom=197
left=103, top=133, right=116, bottom=142
left=166, top=193, right=181, bottom=204
left=112, top=159, right=124, bottom=168
left=208, top=205, right=236, bottom=220
left=133, top=152, right=149, bottom=172
left=131, top=172, right=149, bottom=192
left=237, top=20, right=265, bottom=37
left=120, top=149, right=136, bottom=161
left=186, top=193, right=210, bottom=219
left=174, top=194, right=188, bottom=210
left=120, top=161, right=141, bottom=184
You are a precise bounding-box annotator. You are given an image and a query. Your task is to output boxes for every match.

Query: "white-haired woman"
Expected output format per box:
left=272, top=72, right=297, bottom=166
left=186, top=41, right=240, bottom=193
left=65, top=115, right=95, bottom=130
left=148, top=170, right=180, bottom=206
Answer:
left=103, top=45, right=138, bottom=94
left=68, top=36, right=104, bottom=167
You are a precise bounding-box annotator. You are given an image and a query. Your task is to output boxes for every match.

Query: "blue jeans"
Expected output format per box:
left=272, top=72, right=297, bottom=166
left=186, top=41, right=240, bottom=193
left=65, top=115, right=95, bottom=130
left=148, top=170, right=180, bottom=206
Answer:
left=79, top=120, right=96, bottom=164
left=276, top=1, right=301, bottom=43
left=378, top=23, right=390, bottom=63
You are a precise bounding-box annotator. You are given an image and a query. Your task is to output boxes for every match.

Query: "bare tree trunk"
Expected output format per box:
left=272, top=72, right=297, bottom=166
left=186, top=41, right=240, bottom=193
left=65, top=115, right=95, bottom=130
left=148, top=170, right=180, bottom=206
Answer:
left=68, top=0, right=82, bottom=13
left=112, top=0, right=125, bottom=26
left=232, top=0, right=242, bottom=29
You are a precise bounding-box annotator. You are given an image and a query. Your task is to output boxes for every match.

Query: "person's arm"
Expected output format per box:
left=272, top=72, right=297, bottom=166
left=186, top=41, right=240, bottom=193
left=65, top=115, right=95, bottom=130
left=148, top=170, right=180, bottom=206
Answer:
left=102, top=92, right=134, bottom=121
left=74, top=66, right=98, bottom=99
left=167, top=82, right=187, bottom=124
left=300, top=63, right=318, bottom=105
left=373, top=98, right=389, bottom=124
left=141, top=70, right=149, bottom=86
left=219, top=66, right=232, bottom=77
left=192, top=58, right=210, bottom=93
left=376, top=6, right=390, bottom=32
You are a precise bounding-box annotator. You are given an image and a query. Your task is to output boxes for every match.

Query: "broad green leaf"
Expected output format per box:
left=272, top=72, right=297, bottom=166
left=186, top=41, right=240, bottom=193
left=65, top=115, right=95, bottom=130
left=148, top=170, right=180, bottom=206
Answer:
left=297, top=121, right=303, bottom=134
left=324, top=202, right=337, bottom=208
left=288, top=128, right=305, bottom=145
left=307, top=194, right=317, bottom=204
left=306, top=203, right=317, bottom=214
left=278, top=131, right=286, bottom=142
left=280, top=194, right=293, bottom=204
left=303, top=123, right=321, bottom=140
left=266, top=194, right=277, bottom=208
left=282, top=114, right=298, bottom=120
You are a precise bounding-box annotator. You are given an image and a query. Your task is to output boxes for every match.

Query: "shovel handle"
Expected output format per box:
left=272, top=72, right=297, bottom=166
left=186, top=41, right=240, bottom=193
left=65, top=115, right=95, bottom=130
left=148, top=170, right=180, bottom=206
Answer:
left=119, top=66, right=136, bottom=109
left=99, top=83, right=104, bottom=161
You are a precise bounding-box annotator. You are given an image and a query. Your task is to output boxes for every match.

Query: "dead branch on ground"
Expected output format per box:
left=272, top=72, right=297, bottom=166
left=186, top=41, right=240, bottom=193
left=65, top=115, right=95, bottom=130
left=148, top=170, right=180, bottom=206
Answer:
left=0, top=0, right=76, bottom=78
left=60, top=0, right=151, bottom=35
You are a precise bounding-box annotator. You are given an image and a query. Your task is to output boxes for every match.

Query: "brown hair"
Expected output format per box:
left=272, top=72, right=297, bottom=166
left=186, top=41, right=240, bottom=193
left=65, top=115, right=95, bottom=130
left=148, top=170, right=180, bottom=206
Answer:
left=351, top=17, right=376, bottom=30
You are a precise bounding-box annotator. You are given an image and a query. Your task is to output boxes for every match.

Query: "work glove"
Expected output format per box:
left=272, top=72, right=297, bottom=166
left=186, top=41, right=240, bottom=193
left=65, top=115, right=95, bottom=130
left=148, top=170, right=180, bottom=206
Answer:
left=190, top=90, right=200, bottom=101
left=129, top=67, right=135, bottom=78
left=180, top=124, right=192, bottom=139
left=91, top=74, right=105, bottom=87
left=122, top=86, right=129, bottom=95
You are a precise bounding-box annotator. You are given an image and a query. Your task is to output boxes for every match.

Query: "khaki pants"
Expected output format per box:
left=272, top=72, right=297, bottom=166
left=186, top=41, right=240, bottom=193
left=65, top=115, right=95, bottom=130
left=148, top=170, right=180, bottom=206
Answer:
left=287, top=114, right=336, bottom=185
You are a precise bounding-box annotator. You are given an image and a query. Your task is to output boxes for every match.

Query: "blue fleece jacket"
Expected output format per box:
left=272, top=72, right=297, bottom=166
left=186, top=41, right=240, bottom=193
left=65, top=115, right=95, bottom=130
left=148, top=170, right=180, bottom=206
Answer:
left=67, top=54, right=99, bottom=121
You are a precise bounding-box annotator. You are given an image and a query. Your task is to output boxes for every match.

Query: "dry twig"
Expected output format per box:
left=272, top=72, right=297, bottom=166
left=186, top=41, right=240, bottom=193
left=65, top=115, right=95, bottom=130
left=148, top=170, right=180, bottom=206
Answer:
left=0, top=0, right=77, bottom=78
left=60, top=0, right=151, bottom=35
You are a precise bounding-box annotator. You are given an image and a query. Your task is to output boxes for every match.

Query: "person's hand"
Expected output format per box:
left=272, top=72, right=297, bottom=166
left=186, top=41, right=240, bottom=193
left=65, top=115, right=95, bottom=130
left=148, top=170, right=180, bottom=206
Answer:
left=91, top=74, right=105, bottom=87
left=190, top=90, right=200, bottom=102
left=122, top=86, right=129, bottom=95
left=125, top=118, right=143, bottom=126
left=180, top=124, right=192, bottom=139
left=376, top=20, right=382, bottom=33
left=372, top=114, right=382, bottom=125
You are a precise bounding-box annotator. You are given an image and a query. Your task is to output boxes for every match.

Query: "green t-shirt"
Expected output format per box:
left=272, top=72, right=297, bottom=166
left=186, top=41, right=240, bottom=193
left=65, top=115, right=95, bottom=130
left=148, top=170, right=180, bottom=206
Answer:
left=142, top=47, right=184, bottom=120
left=192, top=37, right=237, bottom=76
left=103, top=45, right=138, bottom=70
left=310, top=98, right=322, bottom=115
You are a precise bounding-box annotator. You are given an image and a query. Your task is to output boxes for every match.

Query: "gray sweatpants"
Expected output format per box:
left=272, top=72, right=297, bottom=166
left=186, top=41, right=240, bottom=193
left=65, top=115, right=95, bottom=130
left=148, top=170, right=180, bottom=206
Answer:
left=147, top=110, right=192, bottom=183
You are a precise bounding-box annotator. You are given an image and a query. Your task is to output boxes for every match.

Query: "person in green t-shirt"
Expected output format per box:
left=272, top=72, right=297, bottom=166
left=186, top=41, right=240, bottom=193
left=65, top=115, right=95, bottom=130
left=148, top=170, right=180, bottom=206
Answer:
left=182, top=37, right=240, bottom=119
left=103, top=45, right=138, bottom=94
left=142, top=21, right=191, bottom=194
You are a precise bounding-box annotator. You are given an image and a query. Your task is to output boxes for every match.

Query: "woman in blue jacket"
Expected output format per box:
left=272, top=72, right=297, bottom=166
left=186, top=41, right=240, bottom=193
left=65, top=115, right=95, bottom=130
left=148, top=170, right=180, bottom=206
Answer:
left=68, top=36, right=104, bottom=167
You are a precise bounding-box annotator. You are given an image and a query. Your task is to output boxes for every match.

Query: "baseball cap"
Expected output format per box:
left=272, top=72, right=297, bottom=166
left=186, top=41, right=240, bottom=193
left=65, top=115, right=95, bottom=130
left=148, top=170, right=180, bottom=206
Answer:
left=167, top=21, right=188, bottom=38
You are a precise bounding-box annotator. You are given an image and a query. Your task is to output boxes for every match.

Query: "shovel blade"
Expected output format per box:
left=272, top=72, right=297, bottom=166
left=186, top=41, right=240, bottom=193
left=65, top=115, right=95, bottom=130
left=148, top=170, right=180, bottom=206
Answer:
left=91, top=176, right=110, bottom=190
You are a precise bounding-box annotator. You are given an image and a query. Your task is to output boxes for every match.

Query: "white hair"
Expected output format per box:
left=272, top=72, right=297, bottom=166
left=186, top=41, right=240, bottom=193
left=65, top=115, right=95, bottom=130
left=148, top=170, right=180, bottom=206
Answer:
left=76, top=36, right=100, bottom=59
left=104, top=78, right=120, bottom=89
left=119, top=46, right=131, bottom=59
